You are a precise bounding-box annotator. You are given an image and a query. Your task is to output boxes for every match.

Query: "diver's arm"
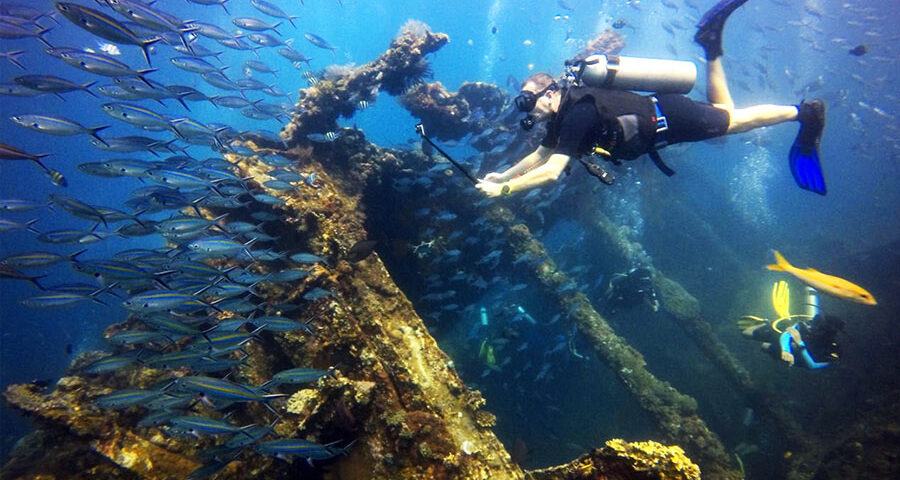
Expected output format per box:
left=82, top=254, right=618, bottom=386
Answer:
left=779, top=331, right=795, bottom=366
left=485, top=145, right=553, bottom=182
left=798, top=347, right=831, bottom=369
left=502, top=153, right=571, bottom=193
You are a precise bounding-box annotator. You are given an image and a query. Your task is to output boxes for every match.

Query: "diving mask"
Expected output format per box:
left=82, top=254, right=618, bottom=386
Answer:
left=513, top=82, right=558, bottom=112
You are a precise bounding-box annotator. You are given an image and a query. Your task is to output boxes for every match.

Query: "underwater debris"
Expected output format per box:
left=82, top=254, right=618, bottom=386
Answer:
left=527, top=439, right=700, bottom=480
left=400, top=82, right=473, bottom=141
left=281, top=21, right=449, bottom=144
left=482, top=207, right=742, bottom=480
left=569, top=28, right=627, bottom=64
left=581, top=207, right=809, bottom=453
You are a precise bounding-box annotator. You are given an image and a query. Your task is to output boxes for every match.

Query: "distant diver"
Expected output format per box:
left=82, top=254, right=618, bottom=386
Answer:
left=603, top=267, right=659, bottom=314
left=477, top=0, right=830, bottom=197
left=740, top=285, right=843, bottom=369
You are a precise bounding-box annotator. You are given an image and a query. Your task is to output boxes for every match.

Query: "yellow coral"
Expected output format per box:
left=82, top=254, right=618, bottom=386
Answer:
left=606, top=439, right=701, bottom=480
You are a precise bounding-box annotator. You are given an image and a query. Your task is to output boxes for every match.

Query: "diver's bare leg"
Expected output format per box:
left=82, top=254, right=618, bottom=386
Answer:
left=727, top=105, right=799, bottom=133
left=706, top=57, right=733, bottom=110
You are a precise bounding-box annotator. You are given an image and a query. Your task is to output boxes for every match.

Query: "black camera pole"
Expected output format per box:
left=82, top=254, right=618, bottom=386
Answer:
left=415, top=123, right=478, bottom=186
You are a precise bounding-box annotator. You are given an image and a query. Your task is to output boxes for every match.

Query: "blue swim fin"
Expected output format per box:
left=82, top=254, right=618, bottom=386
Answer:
left=789, top=99, right=827, bottom=195
left=789, top=142, right=826, bottom=195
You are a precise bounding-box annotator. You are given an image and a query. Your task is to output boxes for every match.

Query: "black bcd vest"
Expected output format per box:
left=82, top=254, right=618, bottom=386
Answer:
left=555, top=86, right=657, bottom=161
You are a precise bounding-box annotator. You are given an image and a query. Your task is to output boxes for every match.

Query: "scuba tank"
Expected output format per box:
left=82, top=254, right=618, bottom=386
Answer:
left=574, top=53, right=696, bottom=94
left=804, top=286, right=821, bottom=318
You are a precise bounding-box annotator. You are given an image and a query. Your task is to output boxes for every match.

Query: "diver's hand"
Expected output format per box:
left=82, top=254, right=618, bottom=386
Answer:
left=781, top=351, right=795, bottom=366
left=476, top=180, right=505, bottom=198
left=482, top=172, right=506, bottom=183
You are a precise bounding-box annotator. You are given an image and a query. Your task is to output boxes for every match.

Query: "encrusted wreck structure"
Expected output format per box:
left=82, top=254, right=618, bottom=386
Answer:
left=5, top=20, right=888, bottom=480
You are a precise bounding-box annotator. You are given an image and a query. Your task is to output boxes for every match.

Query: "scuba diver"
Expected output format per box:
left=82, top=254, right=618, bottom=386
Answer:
left=477, top=0, right=827, bottom=197
left=739, top=283, right=843, bottom=369
left=603, top=267, right=660, bottom=314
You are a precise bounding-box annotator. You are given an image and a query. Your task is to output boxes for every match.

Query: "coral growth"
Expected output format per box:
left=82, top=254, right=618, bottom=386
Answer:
left=604, top=439, right=701, bottom=480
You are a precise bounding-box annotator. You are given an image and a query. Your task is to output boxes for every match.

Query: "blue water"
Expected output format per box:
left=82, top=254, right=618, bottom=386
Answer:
left=2, top=0, right=899, bottom=477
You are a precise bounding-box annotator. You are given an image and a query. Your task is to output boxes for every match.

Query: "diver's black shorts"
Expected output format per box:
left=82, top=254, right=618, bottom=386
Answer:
left=655, top=94, right=730, bottom=144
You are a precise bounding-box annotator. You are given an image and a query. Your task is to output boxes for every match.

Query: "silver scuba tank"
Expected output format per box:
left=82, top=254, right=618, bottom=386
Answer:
left=804, top=286, right=821, bottom=318
left=577, top=53, right=697, bottom=94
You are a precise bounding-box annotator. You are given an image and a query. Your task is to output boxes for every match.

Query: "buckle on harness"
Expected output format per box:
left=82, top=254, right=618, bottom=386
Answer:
left=651, top=96, right=668, bottom=148
left=649, top=96, right=675, bottom=177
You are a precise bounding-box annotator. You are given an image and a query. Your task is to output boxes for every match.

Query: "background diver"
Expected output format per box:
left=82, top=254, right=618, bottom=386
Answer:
left=603, top=266, right=660, bottom=314
left=739, top=285, right=843, bottom=369
left=477, top=0, right=828, bottom=198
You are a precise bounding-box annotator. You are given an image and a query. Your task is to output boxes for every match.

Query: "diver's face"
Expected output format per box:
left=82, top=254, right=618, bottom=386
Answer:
left=517, top=82, right=556, bottom=117
left=517, top=82, right=557, bottom=130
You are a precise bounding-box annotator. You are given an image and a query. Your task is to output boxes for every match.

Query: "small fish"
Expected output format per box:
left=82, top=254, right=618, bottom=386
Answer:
left=185, top=0, right=230, bottom=14
left=259, top=367, right=335, bottom=390
left=170, top=415, right=255, bottom=437
left=22, top=284, right=112, bottom=309
left=83, top=353, right=139, bottom=374
left=302, top=287, right=333, bottom=301
left=1, top=249, right=84, bottom=268
left=249, top=315, right=312, bottom=333
left=307, top=131, right=339, bottom=143
left=11, top=114, right=109, bottom=145
left=244, top=59, right=278, bottom=76
left=183, top=20, right=233, bottom=40
left=101, top=102, right=180, bottom=135
left=766, top=250, right=876, bottom=305
left=303, top=70, right=319, bottom=85
left=0, top=82, right=44, bottom=97
left=253, top=438, right=342, bottom=460
left=233, top=17, right=282, bottom=35
left=278, top=47, right=311, bottom=63
left=0, top=142, right=51, bottom=166
left=246, top=32, right=285, bottom=47
left=55, top=2, right=161, bottom=66
left=251, top=0, right=299, bottom=28
left=557, top=0, right=574, bottom=12
left=93, top=389, right=162, bottom=409
left=304, top=32, right=337, bottom=55
left=290, top=252, right=326, bottom=264
left=0, top=49, right=25, bottom=69
left=0, top=20, right=53, bottom=47
left=346, top=240, right=377, bottom=263
left=0, top=263, right=46, bottom=289
left=170, top=56, right=222, bottom=74
left=848, top=44, right=867, bottom=56
left=122, top=289, right=211, bottom=312
left=13, top=75, right=97, bottom=99
left=168, top=375, right=283, bottom=404
left=250, top=192, right=285, bottom=205
left=0, top=199, right=51, bottom=213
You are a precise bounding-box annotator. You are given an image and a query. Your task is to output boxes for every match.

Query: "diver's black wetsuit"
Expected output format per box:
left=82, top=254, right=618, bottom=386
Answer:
left=604, top=267, right=659, bottom=313
left=751, top=315, right=842, bottom=369
left=541, top=86, right=731, bottom=162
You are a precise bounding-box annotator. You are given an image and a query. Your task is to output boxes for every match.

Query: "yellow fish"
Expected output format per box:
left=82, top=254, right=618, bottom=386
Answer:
left=766, top=250, right=876, bottom=305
